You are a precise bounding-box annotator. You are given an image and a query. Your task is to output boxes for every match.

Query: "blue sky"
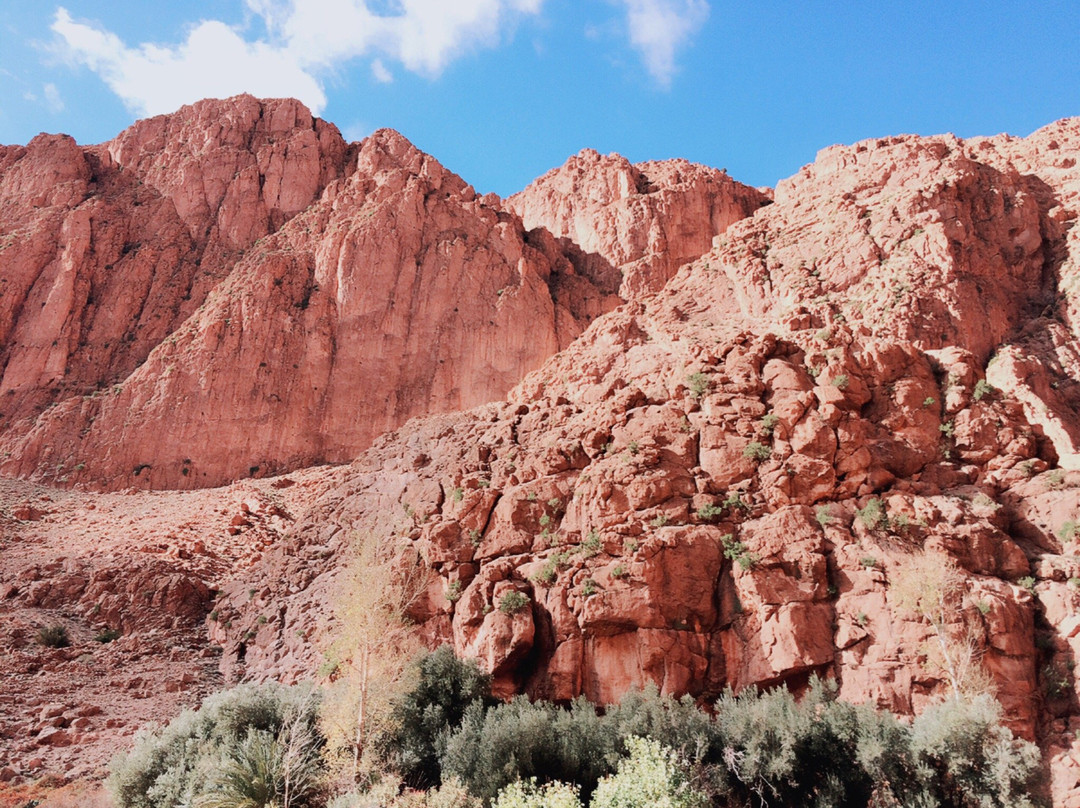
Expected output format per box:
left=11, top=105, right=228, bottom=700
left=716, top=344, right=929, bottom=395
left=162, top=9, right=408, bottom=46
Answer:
left=1, top=1, right=1077, bottom=196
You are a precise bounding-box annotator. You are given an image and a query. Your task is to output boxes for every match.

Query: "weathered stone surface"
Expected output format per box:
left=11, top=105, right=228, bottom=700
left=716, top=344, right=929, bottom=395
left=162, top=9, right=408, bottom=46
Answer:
left=5, top=109, right=1080, bottom=799
left=0, top=98, right=620, bottom=490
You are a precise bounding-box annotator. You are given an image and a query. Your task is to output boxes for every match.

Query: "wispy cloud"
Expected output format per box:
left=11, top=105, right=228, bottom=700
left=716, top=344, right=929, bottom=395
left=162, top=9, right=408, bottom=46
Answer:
left=43, top=82, right=64, bottom=113
left=617, top=0, right=708, bottom=86
left=371, top=58, right=393, bottom=84
left=51, top=1, right=543, bottom=117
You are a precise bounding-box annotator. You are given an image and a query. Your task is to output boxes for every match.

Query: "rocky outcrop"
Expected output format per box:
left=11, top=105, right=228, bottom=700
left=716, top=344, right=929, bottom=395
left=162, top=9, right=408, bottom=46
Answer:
left=206, top=118, right=1080, bottom=804
left=0, top=96, right=349, bottom=426
left=7, top=107, right=1080, bottom=803
left=507, top=149, right=769, bottom=299
left=0, top=99, right=620, bottom=490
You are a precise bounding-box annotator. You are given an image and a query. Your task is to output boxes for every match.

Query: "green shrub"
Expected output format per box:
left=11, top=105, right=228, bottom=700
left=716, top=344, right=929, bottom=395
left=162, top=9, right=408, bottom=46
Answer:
left=856, top=498, right=885, bottom=530
left=37, top=624, right=70, bottom=648
left=441, top=690, right=715, bottom=803
left=910, top=695, right=1040, bottom=807
left=720, top=534, right=758, bottom=571
left=973, top=379, right=994, bottom=401
left=384, top=646, right=493, bottom=789
left=815, top=506, right=833, bottom=526
left=696, top=502, right=724, bottom=522
left=687, top=372, right=711, bottom=399
left=831, top=374, right=850, bottom=390
left=107, top=683, right=323, bottom=808
left=759, top=413, right=779, bottom=437
left=712, top=678, right=909, bottom=808
left=95, top=627, right=122, bottom=643
left=533, top=560, right=558, bottom=586
left=579, top=530, right=602, bottom=557
left=499, top=591, right=530, bottom=615
left=591, top=736, right=707, bottom=808
left=433, top=672, right=1040, bottom=808
left=494, top=778, right=582, bottom=808
left=742, top=442, right=771, bottom=462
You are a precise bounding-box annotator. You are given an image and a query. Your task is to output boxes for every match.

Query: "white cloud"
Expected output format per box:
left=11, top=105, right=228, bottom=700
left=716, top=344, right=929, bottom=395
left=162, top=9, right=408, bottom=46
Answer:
left=617, top=0, right=708, bottom=86
left=371, top=58, right=393, bottom=83
left=51, top=8, right=326, bottom=116
left=51, top=1, right=542, bottom=117
left=43, top=83, right=65, bottom=113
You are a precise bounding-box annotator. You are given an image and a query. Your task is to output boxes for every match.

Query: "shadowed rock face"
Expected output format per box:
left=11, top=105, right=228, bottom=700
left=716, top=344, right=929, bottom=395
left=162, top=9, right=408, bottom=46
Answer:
left=0, top=97, right=627, bottom=490
left=8, top=105, right=1080, bottom=804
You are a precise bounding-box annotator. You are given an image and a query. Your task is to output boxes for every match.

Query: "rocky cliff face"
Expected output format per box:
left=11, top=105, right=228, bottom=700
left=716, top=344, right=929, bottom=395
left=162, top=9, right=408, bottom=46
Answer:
left=507, top=149, right=769, bottom=299
left=0, top=97, right=628, bottom=490
left=5, top=106, right=1080, bottom=804
left=208, top=119, right=1080, bottom=804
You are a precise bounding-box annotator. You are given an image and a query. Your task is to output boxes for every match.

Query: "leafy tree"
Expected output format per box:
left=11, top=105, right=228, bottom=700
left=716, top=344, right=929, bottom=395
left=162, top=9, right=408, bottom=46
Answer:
left=384, top=645, right=494, bottom=788
left=320, top=533, right=431, bottom=778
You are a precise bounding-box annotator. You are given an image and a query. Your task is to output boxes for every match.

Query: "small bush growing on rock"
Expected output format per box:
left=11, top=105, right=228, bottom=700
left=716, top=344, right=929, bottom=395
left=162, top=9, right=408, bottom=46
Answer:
left=720, top=535, right=758, bottom=571
left=686, top=372, right=711, bottom=399
left=742, top=442, right=771, bottom=462
left=831, top=374, right=850, bottom=390
left=1058, top=520, right=1080, bottom=542
left=973, top=379, right=995, bottom=401
left=37, top=624, right=70, bottom=648
left=533, top=561, right=558, bottom=586
left=759, top=413, right=779, bottom=437
left=696, top=502, right=724, bottom=522
left=499, top=592, right=530, bottom=615
left=579, top=530, right=602, bottom=557
left=94, top=627, right=121, bottom=643
left=856, top=498, right=885, bottom=530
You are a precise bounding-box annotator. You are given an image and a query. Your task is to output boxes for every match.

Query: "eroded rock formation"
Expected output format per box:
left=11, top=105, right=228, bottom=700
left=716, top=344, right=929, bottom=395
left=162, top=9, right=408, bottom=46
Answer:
left=208, top=118, right=1080, bottom=804
left=0, top=98, right=628, bottom=490
left=5, top=105, right=1080, bottom=803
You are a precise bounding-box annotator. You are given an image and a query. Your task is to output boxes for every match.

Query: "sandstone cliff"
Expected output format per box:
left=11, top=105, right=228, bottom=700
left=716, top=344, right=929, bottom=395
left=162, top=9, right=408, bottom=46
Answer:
left=6, top=108, right=1080, bottom=804
left=207, top=119, right=1080, bottom=804
left=0, top=97, right=630, bottom=490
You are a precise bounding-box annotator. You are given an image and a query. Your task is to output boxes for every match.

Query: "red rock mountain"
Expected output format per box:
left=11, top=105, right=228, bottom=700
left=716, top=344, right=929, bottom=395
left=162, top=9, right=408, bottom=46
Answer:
left=4, top=103, right=1080, bottom=804
left=209, top=119, right=1080, bottom=804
